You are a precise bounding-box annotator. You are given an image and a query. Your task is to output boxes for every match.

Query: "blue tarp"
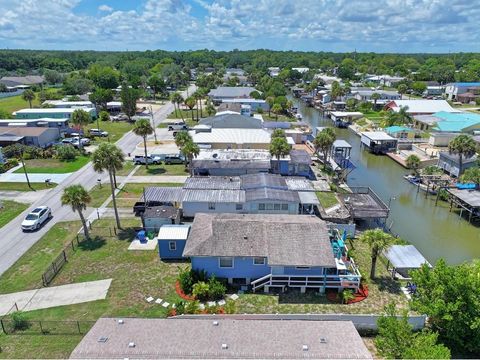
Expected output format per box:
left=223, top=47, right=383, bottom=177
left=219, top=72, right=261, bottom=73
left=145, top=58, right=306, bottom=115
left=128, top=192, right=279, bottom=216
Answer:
left=456, top=183, right=476, bottom=190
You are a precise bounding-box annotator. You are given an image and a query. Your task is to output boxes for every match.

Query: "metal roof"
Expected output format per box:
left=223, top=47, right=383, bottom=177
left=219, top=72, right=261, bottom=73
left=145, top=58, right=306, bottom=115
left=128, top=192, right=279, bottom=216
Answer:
left=333, top=139, right=352, bottom=148
left=361, top=131, right=396, bottom=141
left=245, top=188, right=299, bottom=202
left=198, top=113, right=263, bottom=129
left=184, top=177, right=242, bottom=190
left=289, top=150, right=311, bottom=164
left=298, top=191, right=320, bottom=205
left=208, top=86, right=258, bottom=98
left=241, top=173, right=287, bottom=190
left=183, top=189, right=245, bottom=203
left=157, top=225, right=190, bottom=240
left=142, top=187, right=183, bottom=203
left=285, top=177, right=314, bottom=191
left=447, top=189, right=480, bottom=207
left=383, top=245, right=431, bottom=269
left=191, top=128, right=271, bottom=145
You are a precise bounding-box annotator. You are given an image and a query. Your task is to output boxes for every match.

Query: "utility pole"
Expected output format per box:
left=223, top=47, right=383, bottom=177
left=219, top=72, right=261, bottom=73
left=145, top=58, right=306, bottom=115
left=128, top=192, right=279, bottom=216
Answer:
left=149, top=105, right=158, bottom=144
left=19, top=151, right=33, bottom=191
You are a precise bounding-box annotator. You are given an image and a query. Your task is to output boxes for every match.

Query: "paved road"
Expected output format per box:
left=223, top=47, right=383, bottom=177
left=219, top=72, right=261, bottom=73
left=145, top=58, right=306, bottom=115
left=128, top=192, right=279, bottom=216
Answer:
left=0, top=85, right=195, bottom=276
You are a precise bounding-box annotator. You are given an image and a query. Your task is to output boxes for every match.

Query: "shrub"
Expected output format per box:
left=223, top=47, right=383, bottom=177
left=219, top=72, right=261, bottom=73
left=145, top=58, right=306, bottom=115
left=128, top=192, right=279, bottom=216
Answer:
left=174, top=300, right=186, bottom=315
left=184, top=300, right=200, bottom=314
left=192, top=281, right=210, bottom=301
left=224, top=300, right=236, bottom=314
left=207, top=276, right=227, bottom=300
left=55, top=145, right=78, bottom=161
left=12, top=311, right=29, bottom=331
left=99, top=111, right=110, bottom=122
left=341, top=289, right=355, bottom=304
left=178, top=267, right=195, bottom=295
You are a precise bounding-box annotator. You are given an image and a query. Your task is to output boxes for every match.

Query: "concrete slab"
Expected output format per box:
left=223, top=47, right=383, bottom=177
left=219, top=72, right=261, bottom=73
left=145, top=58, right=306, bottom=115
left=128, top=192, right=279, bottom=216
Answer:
left=0, top=279, right=112, bottom=315
left=128, top=239, right=157, bottom=250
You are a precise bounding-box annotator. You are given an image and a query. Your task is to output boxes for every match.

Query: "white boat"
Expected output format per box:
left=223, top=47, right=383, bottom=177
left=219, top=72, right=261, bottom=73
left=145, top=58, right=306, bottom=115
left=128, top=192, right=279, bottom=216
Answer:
left=295, top=113, right=303, bottom=120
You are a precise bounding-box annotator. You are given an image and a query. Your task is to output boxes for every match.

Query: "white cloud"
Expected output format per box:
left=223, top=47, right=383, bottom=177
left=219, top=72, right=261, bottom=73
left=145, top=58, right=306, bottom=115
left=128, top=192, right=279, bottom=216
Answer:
left=0, top=0, right=478, bottom=52
left=98, top=4, right=113, bottom=12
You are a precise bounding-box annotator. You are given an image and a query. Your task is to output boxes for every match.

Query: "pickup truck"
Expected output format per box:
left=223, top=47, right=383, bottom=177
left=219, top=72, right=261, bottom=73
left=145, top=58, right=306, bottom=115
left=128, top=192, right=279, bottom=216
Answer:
left=133, top=155, right=161, bottom=165
left=168, top=121, right=188, bottom=131
left=133, top=201, right=162, bottom=216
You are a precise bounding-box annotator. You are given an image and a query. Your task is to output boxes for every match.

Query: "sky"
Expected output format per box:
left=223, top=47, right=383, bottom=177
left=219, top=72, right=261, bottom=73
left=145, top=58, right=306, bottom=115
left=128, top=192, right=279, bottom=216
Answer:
left=0, top=0, right=479, bottom=53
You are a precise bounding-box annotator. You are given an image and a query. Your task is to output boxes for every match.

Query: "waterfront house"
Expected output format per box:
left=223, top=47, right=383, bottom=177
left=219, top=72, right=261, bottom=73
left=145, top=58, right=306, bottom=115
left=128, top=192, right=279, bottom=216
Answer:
left=0, top=127, right=59, bottom=148
left=208, top=86, right=259, bottom=105
left=70, top=318, right=372, bottom=360
left=14, top=107, right=96, bottom=120
left=432, top=112, right=480, bottom=134
left=445, top=82, right=480, bottom=101
left=191, top=128, right=271, bottom=150
left=157, top=225, right=190, bottom=260
left=437, top=152, right=478, bottom=177
left=183, top=213, right=361, bottom=292
left=360, top=131, right=398, bottom=154
left=351, top=89, right=400, bottom=103
left=330, top=111, right=363, bottom=128
left=384, top=100, right=459, bottom=115
left=197, top=113, right=263, bottom=129
left=221, top=98, right=269, bottom=112
left=384, top=126, right=416, bottom=139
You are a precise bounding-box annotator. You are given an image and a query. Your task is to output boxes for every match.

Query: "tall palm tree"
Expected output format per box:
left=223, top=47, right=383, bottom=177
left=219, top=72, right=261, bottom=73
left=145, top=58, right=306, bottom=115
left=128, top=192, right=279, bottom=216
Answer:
left=269, top=136, right=290, bottom=173
left=169, top=92, right=178, bottom=117
left=71, top=109, right=91, bottom=149
left=406, top=154, right=421, bottom=175
left=271, top=104, right=282, bottom=120
left=180, top=140, right=200, bottom=175
left=313, top=128, right=336, bottom=168
left=359, top=228, right=395, bottom=279
left=92, top=143, right=124, bottom=229
left=448, top=134, right=477, bottom=176
left=185, top=97, right=196, bottom=122
left=266, top=96, right=275, bottom=117
left=61, top=185, right=91, bottom=240
left=133, top=118, right=154, bottom=169
left=371, top=93, right=380, bottom=109
left=171, top=93, right=184, bottom=121
left=22, top=89, right=35, bottom=108
left=174, top=131, right=192, bottom=148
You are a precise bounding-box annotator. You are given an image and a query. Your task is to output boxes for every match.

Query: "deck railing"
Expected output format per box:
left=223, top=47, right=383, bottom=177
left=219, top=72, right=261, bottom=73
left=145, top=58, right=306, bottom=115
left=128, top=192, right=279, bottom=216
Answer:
left=251, top=274, right=361, bottom=292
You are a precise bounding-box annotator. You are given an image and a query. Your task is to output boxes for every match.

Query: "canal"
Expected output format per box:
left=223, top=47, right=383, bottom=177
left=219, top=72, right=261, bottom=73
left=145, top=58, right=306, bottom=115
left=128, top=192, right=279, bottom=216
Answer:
left=295, top=100, right=480, bottom=264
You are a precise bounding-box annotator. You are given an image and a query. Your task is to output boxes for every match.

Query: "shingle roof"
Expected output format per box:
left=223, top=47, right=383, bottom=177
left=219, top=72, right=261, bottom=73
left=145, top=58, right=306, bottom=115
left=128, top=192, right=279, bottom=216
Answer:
left=198, top=113, right=263, bottom=129
left=184, top=213, right=335, bottom=267
left=70, top=318, right=372, bottom=359
left=143, top=206, right=178, bottom=219
left=208, top=86, right=258, bottom=98
left=289, top=150, right=311, bottom=165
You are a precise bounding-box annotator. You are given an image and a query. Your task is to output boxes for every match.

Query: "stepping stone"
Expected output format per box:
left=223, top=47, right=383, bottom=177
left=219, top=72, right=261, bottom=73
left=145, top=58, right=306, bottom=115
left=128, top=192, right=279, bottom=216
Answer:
left=229, top=294, right=239, bottom=301
left=218, top=300, right=226, bottom=306
left=155, top=298, right=163, bottom=304
left=207, top=301, right=216, bottom=307
left=172, top=304, right=176, bottom=309
left=162, top=302, right=170, bottom=308
left=145, top=296, right=154, bottom=303
left=199, top=303, right=205, bottom=310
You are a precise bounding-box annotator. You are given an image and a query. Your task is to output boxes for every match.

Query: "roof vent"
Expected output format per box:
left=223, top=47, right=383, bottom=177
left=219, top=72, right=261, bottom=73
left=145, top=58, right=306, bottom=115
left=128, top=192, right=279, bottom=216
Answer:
left=303, top=345, right=309, bottom=351
left=243, top=235, right=248, bottom=239
left=98, top=336, right=108, bottom=343
left=320, top=337, right=328, bottom=344
left=118, top=319, right=124, bottom=325
left=128, top=342, right=136, bottom=348
left=213, top=321, right=219, bottom=326
left=222, top=343, right=228, bottom=350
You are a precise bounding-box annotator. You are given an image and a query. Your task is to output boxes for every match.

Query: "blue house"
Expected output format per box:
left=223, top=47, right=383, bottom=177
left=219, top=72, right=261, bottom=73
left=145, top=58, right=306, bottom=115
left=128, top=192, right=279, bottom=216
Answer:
left=183, top=213, right=361, bottom=292
left=158, top=225, right=190, bottom=260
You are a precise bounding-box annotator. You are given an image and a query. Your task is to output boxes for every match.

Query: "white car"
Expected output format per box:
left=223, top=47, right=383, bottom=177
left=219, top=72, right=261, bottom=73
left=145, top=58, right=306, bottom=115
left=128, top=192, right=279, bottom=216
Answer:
left=89, top=129, right=109, bottom=137
left=72, top=137, right=90, bottom=147
left=21, top=206, right=52, bottom=231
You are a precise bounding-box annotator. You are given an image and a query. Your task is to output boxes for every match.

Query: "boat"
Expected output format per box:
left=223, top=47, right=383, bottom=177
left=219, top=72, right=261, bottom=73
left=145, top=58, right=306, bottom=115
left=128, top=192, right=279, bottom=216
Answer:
left=295, top=113, right=303, bottom=120
left=403, top=175, right=437, bottom=194
left=404, top=174, right=421, bottom=184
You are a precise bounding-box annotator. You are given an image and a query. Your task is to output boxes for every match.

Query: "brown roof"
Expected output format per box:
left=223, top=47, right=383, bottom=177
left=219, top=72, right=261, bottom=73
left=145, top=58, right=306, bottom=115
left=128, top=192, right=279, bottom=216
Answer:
left=70, top=317, right=372, bottom=359
left=183, top=213, right=335, bottom=267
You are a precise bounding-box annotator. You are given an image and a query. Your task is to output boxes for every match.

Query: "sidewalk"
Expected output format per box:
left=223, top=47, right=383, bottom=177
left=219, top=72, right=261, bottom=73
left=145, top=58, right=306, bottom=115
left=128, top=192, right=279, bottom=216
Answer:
left=0, top=279, right=112, bottom=315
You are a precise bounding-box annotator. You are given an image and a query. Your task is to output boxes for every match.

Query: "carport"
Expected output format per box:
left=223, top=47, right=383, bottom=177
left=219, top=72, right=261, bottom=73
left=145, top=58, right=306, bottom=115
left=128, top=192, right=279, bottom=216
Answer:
left=383, top=245, right=431, bottom=279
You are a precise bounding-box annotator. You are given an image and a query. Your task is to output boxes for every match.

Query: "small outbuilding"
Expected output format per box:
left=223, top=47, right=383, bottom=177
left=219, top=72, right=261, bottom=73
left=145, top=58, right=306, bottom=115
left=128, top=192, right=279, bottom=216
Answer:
left=158, top=224, right=190, bottom=260
left=143, top=206, right=180, bottom=233
left=383, top=245, right=431, bottom=279
left=360, top=131, right=398, bottom=154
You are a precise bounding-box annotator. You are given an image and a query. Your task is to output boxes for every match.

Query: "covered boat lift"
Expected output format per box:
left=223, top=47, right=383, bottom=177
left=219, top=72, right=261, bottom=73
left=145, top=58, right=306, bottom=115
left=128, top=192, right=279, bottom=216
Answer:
left=383, top=245, right=431, bottom=279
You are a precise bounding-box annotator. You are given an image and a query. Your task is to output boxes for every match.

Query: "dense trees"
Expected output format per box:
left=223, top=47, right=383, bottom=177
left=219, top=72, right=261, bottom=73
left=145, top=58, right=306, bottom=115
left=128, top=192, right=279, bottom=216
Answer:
left=120, top=85, right=139, bottom=121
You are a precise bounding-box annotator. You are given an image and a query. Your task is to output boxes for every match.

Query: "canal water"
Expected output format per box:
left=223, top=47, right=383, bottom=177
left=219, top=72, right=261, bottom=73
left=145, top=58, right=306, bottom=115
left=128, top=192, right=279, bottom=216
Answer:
left=295, top=100, right=480, bottom=264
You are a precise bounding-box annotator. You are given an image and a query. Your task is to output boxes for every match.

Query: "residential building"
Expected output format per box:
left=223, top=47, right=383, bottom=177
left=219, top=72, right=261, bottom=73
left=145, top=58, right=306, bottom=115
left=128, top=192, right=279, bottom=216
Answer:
left=143, top=206, right=180, bottom=232
left=157, top=225, right=190, bottom=260
left=423, top=86, right=445, bottom=96
left=351, top=89, right=400, bottom=102
left=438, top=152, right=478, bottom=177
left=43, top=100, right=95, bottom=109
left=330, top=111, right=363, bottom=128
left=14, top=107, right=96, bottom=120
left=445, top=82, right=480, bottom=101
left=197, top=113, right=263, bottom=129
left=0, top=118, right=69, bottom=132
left=183, top=213, right=361, bottom=291
left=0, top=127, right=59, bottom=148
left=221, top=98, right=269, bottom=112
left=0, top=75, right=44, bottom=88
left=268, top=67, right=280, bottom=77
left=414, top=111, right=480, bottom=133
left=191, top=128, right=271, bottom=149
left=292, top=67, right=310, bottom=73
left=360, top=131, right=398, bottom=154
left=385, top=100, right=459, bottom=115
left=384, top=126, right=416, bottom=139
left=365, top=75, right=404, bottom=87
left=70, top=318, right=372, bottom=359
left=208, top=86, right=259, bottom=104
left=456, top=87, right=480, bottom=104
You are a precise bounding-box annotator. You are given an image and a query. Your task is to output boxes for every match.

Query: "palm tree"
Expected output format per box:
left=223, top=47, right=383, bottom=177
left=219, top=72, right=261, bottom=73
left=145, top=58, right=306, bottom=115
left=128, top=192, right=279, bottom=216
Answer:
left=92, top=143, right=124, bottom=229
left=171, top=93, right=184, bottom=121
left=397, top=84, right=408, bottom=99
left=22, top=89, right=35, bottom=108
left=313, top=128, right=336, bottom=167
left=460, top=167, right=480, bottom=188
left=271, top=129, right=286, bottom=139
left=185, top=97, right=196, bottom=122
left=359, top=228, right=395, bottom=279
left=396, top=106, right=412, bottom=125
left=406, top=154, right=421, bottom=175
left=61, top=185, right=91, bottom=240
left=266, top=96, right=275, bottom=116
left=371, top=93, right=380, bottom=109
left=174, top=131, right=192, bottom=148
left=133, top=118, right=154, bottom=169
left=448, top=135, right=477, bottom=176
left=269, top=137, right=290, bottom=173
left=271, top=103, right=282, bottom=120
left=71, top=109, right=91, bottom=148
left=180, top=140, right=200, bottom=175
left=169, top=92, right=178, bottom=117
left=193, top=92, right=202, bottom=120
left=205, top=103, right=216, bottom=116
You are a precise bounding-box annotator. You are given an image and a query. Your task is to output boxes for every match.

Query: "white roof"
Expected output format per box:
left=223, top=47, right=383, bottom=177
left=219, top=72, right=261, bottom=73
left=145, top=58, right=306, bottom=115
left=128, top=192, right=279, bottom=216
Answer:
left=157, top=225, right=190, bottom=240
left=298, top=191, right=320, bottom=205
left=107, top=101, right=122, bottom=106
left=14, top=108, right=95, bottom=114
left=361, top=131, right=396, bottom=141
left=44, top=100, right=93, bottom=107
left=191, top=128, right=271, bottom=145
left=286, top=137, right=296, bottom=145
left=331, top=111, right=363, bottom=118
left=390, top=100, right=460, bottom=114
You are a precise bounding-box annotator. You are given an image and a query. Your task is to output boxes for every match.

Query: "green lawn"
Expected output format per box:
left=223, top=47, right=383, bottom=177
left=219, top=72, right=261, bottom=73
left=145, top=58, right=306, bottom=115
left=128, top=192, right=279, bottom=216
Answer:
left=110, top=182, right=183, bottom=208
left=262, top=113, right=295, bottom=122
left=114, top=161, right=136, bottom=176
left=315, top=191, right=339, bottom=209
left=0, top=94, right=41, bottom=114
left=14, top=156, right=90, bottom=174
left=0, top=200, right=28, bottom=229
left=87, top=184, right=113, bottom=208
left=86, top=121, right=133, bottom=143
left=165, top=110, right=201, bottom=127
left=0, top=182, right=57, bottom=191
left=134, top=164, right=189, bottom=176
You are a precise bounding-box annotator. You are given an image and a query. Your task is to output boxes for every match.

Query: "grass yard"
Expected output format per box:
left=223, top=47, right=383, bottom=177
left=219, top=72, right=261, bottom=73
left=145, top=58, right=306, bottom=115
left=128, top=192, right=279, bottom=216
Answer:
left=262, top=113, right=295, bottom=122
left=87, top=184, right=113, bottom=208
left=134, top=163, right=189, bottom=176
left=0, top=94, right=41, bottom=114
left=14, top=156, right=90, bottom=174
left=0, top=200, right=28, bottom=229
left=114, top=161, right=136, bottom=176
left=315, top=191, right=339, bottom=209
left=0, top=182, right=57, bottom=191
left=86, top=121, right=133, bottom=143
left=110, top=182, right=183, bottom=208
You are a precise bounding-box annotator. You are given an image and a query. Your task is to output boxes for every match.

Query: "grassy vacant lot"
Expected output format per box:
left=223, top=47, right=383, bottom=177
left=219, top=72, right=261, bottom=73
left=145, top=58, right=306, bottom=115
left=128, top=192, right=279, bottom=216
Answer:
left=14, top=156, right=90, bottom=174
left=134, top=163, right=189, bottom=176
left=0, top=94, right=41, bottom=114
left=0, top=182, right=57, bottom=191
left=0, top=200, right=28, bottom=229
left=316, top=191, right=339, bottom=209
left=86, top=121, right=133, bottom=143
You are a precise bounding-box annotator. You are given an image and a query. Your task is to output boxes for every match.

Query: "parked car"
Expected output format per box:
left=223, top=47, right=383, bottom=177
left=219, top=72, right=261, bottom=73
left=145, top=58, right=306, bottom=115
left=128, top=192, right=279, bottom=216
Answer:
left=89, top=129, right=109, bottom=137
left=21, top=206, right=51, bottom=231
left=61, top=138, right=74, bottom=145
left=164, top=155, right=185, bottom=165
left=133, top=155, right=161, bottom=165
left=72, top=137, right=90, bottom=147
left=168, top=121, right=188, bottom=131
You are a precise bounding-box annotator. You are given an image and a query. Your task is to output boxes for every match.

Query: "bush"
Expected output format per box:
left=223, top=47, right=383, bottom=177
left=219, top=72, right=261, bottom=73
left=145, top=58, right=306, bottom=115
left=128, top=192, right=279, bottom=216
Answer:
left=192, top=281, right=210, bottom=302
left=224, top=300, right=236, bottom=314
left=184, top=300, right=200, bottom=314
left=99, top=111, right=110, bottom=122
left=174, top=300, right=186, bottom=315
left=208, top=276, right=227, bottom=300
left=178, top=267, right=195, bottom=295
left=12, top=311, right=29, bottom=331
left=55, top=144, right=78, bottom=161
